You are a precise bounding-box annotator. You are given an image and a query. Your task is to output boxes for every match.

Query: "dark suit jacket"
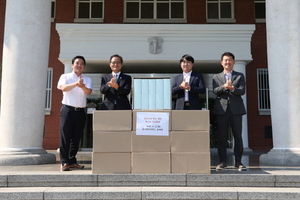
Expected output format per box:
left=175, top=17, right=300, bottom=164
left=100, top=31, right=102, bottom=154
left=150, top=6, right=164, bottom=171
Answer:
left=100, top=73, right=132, bottom=110
left=212, top=70, right=246, bottom=115
left=172, top=71, right=206, bottom=110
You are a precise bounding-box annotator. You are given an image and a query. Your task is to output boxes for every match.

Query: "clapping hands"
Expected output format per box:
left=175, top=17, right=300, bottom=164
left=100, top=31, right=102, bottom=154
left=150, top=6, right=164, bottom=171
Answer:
left=76, top=75, right=85, bottom=88
left=179, top=78, right=190, bottom=90
left=108, top=75, right=119, bottom=89
left=223, top=79, right=234, bottom=90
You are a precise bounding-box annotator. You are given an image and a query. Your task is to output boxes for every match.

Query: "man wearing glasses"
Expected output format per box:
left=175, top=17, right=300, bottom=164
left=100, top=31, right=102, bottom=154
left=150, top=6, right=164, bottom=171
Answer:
left=100, top=54, right=132, bottom=110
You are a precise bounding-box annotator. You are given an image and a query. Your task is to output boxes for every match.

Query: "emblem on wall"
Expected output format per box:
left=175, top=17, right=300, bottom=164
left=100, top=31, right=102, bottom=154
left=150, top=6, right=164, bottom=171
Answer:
left=148, top=36, right=163, bottom=54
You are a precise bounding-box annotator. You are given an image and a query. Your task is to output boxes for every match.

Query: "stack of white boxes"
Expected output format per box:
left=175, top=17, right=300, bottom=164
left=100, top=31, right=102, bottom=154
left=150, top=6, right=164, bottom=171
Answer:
left=92, top=110, right=210, bottom=174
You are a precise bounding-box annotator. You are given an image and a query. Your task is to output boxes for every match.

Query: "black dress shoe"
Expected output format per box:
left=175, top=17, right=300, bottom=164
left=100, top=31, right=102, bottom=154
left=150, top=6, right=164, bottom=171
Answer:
left=61, top=163, right=70, bottom=171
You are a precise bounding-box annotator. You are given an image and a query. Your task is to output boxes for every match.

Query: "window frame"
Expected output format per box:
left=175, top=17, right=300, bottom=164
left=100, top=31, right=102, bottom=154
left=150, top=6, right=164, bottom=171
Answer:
left=45, top=68, right=53, bottom=115
left=124, top=0, right=187, bottom=23
left=75, top=0, right=104, bottom=23
left=255, top=0, right=266, bottom=23
left=51, top=0, right=55, bottom=22
left=257, top=68, right=270, bottom=115
left=206, top=0, right=236, bottom=23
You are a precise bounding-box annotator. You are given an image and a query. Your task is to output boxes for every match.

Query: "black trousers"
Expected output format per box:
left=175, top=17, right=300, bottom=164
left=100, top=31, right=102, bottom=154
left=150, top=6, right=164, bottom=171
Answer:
left=217, top=107, right=243, bottom=164
left=59, top=105, right=86, bottom=165
left=183, top=101, right=190, bottom=110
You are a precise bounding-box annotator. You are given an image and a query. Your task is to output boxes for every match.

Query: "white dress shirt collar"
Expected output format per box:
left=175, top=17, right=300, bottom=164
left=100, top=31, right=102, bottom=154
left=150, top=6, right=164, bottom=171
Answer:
left=183, top=70, right=192, bottom=76
left=112, top=72, right=121, bottom=77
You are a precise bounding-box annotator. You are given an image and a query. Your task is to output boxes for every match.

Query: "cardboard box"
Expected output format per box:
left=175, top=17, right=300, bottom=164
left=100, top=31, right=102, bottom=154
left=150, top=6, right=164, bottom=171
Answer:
left=171, top=110, right=210, bottom=131
left=132, top=131, right=170, bottom=152
left=132, top=152, right=170, bottom=174
left=92, top=152, right=131, bottom=174
left=132, top=110, right=171, bottom=131
left=171, top=152, right=210, bottom=174
left=170, top=131, right=210, bottom=153
left=93, top=110, right=132, bottom=131
left=93, top=131, right=132, bottom=153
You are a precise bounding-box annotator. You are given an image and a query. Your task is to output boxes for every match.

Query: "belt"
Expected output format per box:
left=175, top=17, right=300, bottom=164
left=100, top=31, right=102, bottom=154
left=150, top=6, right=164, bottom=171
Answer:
left=64, top=104, right=85, bottom=111
left=184, top=102, right=190, bottom=106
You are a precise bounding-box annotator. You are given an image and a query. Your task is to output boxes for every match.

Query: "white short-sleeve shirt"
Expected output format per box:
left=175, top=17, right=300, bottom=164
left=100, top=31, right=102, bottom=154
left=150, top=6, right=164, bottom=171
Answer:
left=57, top=72, right=92, bottom=107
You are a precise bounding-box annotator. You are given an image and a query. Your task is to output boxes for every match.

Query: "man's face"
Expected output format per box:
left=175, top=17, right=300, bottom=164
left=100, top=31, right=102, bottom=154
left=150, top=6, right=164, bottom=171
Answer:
left=221, top=55, right=235, bottom=71
left=110, top=57, right=122, bottom=73
left=180, top=59, right=193, bottom=73
left=72, top=58, right=85, bottom=75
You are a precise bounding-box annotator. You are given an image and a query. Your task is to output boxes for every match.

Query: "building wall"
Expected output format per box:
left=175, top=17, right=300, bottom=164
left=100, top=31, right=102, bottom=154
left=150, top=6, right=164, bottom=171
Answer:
left=43, top=23, right=63, bottom=149
left=104, top=0, right=123, bottom=23
left=0, top=0, right=272, bottom=151
left=247, top=24, right=273, bottom=150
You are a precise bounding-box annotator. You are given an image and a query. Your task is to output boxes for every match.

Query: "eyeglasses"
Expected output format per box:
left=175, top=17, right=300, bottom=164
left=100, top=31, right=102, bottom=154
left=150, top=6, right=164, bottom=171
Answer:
left=110, top=62, right=121, bottom=65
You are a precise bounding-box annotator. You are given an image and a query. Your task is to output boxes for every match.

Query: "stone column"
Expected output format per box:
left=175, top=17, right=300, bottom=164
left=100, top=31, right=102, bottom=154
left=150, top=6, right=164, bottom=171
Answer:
left=0, top=0, right=56, bottom=165
left=63, top=62, right=73, bottom=74
left=234, top=61, right=251, bottom=166
left=260, top=0, right=300, bottom=165
left=234, top=61, right=250, bottom=152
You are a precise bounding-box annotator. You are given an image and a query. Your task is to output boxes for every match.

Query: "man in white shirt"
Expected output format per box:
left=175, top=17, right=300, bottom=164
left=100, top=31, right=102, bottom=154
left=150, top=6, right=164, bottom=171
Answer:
left=172, top=54, right=206, bottom=110
left=57, top=55, right=92, bottom=171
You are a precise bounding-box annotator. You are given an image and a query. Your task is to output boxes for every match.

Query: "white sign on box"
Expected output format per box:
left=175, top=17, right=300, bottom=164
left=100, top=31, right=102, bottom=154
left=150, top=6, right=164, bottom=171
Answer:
left=136, top=112, right=169, bottom=136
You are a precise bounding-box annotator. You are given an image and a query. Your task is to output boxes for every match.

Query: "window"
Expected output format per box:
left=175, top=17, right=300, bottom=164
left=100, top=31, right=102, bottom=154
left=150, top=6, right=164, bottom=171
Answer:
left=257, top=68, right=270, bottom=115
left=206, top=0, right=235, bottom=23
left=51, top=0, right=55, bottom=22
left=124, top=0, right=186, bottom=23
left=75, top=0, right=104, bottom=23
left=255, top=0, right=265, bottom=23
left=45, top=68, right=53, bottom=115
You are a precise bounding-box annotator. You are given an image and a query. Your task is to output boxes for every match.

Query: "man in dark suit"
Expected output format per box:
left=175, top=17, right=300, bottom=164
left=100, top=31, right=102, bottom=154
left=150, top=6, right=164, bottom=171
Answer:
left=213, top=52, right=247, bottom=171
left=172, top=54, right=206, bottom=110
left=100, top=54, right=132, bottom=110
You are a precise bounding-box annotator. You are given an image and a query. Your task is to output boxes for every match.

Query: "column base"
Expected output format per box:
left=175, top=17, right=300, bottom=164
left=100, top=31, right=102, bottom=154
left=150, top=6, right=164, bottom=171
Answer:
left=0, top=148, right=56, bottom=166
left=260, top=149, right=300, bottom=166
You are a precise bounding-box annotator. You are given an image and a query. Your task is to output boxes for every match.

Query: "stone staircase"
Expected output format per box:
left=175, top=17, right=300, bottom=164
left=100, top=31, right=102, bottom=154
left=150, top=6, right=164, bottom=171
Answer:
left=1, top=173, right=300, bottom=200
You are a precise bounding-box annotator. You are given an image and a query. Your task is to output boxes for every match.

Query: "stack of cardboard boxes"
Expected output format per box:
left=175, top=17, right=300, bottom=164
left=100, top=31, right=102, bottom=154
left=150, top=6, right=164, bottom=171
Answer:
left=170, top=110, right=210, bottom=174
left=92, top=110, right=132, bottom=174
left=92, top=110, right=210, bottom=174
left=132, top=110, right=172, bottom=174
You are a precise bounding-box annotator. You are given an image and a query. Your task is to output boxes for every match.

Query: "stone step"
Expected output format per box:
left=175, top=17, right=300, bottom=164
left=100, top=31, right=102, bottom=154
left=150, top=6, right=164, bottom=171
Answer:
left=1, top=174, right=300, bottom=187
left=0, top=186, right=300, bottom=200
